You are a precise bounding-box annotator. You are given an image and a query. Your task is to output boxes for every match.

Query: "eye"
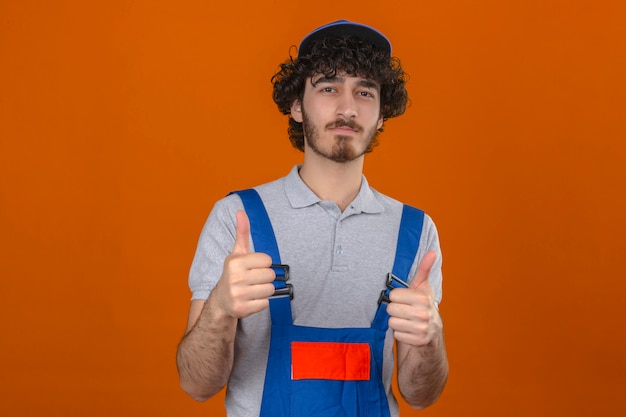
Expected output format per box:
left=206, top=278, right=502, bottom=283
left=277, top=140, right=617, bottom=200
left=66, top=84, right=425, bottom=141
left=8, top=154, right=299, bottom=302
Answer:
left=358, top=90, right=375, bottom=98
left=321, top=86, right=336, bottom=93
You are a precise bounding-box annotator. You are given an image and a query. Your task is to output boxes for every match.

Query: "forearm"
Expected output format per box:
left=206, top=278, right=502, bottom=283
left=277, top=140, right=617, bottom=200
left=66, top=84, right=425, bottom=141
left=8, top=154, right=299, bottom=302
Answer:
left=176, top=292, right=238, bottom=402
left=397, top=328, right=448, bottom=409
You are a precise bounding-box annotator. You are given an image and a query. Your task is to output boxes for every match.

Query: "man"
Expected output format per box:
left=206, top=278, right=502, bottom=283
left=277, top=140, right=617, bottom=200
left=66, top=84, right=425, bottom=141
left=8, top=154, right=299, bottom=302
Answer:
left=177, top=20, right=448, bottom=417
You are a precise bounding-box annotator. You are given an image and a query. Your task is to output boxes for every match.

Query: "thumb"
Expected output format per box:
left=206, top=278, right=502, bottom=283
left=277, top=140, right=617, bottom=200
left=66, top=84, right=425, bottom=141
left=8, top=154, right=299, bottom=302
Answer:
left=231, top=210, right=251, bottom=255
left=410, top=250, right=437, bottom=289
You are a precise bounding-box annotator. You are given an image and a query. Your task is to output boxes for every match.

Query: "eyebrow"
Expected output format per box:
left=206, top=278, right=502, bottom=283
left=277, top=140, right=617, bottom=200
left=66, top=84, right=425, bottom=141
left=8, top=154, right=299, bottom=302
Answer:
left=311, top=75, right=380, bottom=92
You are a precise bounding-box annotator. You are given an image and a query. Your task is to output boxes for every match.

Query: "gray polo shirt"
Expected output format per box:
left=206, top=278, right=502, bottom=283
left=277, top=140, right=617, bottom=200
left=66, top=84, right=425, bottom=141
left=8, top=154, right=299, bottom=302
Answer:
left=189, top=165, right=443, bottom=417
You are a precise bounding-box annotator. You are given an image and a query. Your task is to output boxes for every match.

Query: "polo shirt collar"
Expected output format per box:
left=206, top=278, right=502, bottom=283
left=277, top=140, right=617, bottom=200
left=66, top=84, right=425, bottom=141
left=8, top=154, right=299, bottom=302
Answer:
left=284, top=165, right=384, bottom=214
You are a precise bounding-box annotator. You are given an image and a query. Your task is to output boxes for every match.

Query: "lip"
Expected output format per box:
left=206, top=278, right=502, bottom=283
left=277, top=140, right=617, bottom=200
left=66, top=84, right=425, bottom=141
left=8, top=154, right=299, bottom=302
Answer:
left=329, top=126, right=358, bottom=133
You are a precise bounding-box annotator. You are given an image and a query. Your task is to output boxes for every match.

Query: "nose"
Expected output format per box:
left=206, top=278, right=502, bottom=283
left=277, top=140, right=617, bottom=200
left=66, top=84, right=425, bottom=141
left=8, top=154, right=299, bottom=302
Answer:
left=337, top=92, right=357, bottom=119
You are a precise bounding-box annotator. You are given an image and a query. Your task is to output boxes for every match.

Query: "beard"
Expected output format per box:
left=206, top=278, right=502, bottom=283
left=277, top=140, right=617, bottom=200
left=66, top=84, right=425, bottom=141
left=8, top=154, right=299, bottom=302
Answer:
left=302, top=108, right=380, bottom=163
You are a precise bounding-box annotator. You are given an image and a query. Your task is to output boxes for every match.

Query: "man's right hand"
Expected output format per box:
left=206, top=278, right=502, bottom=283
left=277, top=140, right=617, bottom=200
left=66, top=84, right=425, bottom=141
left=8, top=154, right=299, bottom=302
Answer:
left=213, top=210, right=276, bottom=319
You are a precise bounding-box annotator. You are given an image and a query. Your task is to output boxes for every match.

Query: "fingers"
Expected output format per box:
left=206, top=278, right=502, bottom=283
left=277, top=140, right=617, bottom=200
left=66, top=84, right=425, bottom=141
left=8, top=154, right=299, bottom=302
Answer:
left=229, top=210, right=272, bottom=270
left=217, top=252, right=275, bottom=319
left=216, top=209, right=276, bottom=319
left=231, top=210, right=251, bottom=255
left=410, top=250, right=437, bottom=289
left=388, top=301, right=443, bottom=347
left=225, top=255, right=275, bottom=283
left=387, top=291, right=431, bottom=317
left=388, top=251, right=441, bottom=347
left=388, top=288, right=440, bottom=348
left=215, top=277, right=275, bottom=319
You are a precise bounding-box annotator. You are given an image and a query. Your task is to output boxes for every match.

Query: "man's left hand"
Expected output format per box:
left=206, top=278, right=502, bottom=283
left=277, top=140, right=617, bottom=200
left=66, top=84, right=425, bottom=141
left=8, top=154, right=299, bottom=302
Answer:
left=387, top=250, right=442, bottom=347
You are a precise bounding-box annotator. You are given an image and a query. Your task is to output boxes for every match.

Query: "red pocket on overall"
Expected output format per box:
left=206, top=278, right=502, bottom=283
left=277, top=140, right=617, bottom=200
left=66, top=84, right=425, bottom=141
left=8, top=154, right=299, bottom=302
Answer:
left=291, top=342, right=371, bottom=381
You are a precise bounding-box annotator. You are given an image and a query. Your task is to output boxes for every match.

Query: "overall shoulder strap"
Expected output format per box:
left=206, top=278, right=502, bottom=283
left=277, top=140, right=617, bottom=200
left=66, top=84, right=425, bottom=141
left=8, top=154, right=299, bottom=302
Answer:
left=230, top=189, right=293, bottom=325
left=372, top=204, right=425, bottom=331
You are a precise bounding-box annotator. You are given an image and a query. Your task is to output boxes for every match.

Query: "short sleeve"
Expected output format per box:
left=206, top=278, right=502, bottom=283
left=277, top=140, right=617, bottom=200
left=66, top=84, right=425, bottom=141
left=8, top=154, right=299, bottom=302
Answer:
left=410, top=213, right=444, bottom=305
left=188, top=194, right=245, bottom=300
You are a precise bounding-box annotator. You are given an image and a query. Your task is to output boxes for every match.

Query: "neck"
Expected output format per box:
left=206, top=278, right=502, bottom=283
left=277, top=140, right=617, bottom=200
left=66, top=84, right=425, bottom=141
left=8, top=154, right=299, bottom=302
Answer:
left=299, top=152, right=364, bottom=212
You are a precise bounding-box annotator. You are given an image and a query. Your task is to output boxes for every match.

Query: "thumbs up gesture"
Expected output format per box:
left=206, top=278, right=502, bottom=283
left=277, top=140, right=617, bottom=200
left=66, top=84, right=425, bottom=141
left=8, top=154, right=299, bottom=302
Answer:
left=213, top=210, right=277, bottom=319
left=387, top=250, right=443, bottom=347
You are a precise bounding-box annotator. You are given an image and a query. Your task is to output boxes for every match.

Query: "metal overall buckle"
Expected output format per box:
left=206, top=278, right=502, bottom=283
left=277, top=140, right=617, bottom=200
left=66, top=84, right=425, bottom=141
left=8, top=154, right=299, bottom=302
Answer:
left=377, top=272, right=409, bottom=305
left=270, top=264, right=294, bottom=300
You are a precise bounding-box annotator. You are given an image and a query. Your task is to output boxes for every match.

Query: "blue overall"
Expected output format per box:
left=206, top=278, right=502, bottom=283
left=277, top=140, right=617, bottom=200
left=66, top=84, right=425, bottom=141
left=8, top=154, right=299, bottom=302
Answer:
left=233, top=189, right=424, bottom=417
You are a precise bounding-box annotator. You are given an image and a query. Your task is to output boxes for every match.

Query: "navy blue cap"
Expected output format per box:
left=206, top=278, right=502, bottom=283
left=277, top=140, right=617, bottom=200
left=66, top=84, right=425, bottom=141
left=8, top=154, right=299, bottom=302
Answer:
left=298, top=20, right=392, bottom=56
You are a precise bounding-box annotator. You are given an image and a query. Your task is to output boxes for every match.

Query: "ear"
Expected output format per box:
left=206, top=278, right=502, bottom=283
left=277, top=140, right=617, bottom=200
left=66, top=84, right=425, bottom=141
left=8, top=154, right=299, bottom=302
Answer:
left=291, top=99, right=303, bottom=123
left=376, top=114, right=384, bottom=130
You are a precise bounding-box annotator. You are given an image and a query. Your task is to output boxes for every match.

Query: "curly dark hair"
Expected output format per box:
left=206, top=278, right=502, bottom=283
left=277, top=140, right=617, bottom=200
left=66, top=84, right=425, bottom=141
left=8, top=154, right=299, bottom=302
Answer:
left=271, top=36, right=409, bottom=152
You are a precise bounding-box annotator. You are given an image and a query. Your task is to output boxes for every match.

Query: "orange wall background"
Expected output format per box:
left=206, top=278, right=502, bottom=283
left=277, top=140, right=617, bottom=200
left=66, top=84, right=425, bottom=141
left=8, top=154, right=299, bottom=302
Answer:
left=1, top=1, right=625, bottom=415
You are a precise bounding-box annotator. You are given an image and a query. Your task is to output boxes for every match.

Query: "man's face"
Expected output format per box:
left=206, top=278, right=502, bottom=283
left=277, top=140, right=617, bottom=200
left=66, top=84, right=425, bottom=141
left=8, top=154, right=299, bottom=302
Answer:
left=291, top=73, right=384, bottom=163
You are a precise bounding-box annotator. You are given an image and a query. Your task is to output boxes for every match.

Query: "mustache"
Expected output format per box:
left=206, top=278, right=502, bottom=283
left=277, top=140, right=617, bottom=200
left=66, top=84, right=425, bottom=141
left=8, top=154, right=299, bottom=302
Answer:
left=325, top=119, right=362, bottom=131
